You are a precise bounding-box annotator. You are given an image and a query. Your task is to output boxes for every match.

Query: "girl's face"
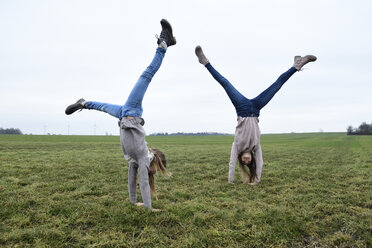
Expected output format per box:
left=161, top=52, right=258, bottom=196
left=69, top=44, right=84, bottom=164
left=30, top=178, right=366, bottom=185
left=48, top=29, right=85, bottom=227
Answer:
left=241, top=152, right=252, bottom=165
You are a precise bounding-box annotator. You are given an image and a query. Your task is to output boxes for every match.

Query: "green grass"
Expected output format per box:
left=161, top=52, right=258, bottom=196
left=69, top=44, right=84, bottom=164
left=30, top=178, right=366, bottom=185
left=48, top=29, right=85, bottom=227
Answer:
left=0, top=133, right=371, bottom=247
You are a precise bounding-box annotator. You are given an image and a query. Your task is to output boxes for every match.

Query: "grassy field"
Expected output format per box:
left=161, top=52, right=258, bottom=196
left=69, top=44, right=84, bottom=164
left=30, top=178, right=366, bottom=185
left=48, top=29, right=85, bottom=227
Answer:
left=0, top=133, right=371, bottom=247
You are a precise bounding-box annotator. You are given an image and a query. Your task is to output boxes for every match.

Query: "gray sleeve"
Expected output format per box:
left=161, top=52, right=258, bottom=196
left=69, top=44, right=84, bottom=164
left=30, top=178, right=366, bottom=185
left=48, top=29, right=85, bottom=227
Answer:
left=137, top=157, right=152, bottom=210
left=228, top=142, right=238, bottom=183
left=254, top=143, right=263, bottom=183
left=128, top=162, right=138, bottom=204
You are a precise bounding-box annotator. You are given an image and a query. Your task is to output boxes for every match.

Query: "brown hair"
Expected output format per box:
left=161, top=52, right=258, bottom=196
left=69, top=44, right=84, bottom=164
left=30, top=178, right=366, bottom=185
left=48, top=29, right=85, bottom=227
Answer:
left=238, top=150, right=257, bottom=183
left=148, top=148, right=169, bottom=199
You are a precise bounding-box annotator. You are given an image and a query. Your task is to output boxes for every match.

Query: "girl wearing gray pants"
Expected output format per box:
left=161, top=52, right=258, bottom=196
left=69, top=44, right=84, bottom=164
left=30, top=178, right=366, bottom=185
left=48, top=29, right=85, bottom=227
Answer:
left=65, top=19, right=176, bottom=211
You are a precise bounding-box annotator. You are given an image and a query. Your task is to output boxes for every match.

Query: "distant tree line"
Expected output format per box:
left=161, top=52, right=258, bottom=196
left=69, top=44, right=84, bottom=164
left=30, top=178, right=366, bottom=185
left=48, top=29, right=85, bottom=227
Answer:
left=0, top=128, right=23, bottom=135
left=150, top=132, right=232, bottom=136
left=347, top=122, right=372, bottom=135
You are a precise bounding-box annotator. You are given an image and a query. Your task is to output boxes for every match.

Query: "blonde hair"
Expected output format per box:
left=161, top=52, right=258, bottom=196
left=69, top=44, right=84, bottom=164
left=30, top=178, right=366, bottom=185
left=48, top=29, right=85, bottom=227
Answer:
left=148, top=148, right=170, bottom=199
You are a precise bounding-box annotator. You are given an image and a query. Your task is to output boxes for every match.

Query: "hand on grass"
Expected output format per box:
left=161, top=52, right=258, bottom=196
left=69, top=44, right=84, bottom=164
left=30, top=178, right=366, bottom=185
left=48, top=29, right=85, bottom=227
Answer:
left=135, top=203, right=160, bottom=212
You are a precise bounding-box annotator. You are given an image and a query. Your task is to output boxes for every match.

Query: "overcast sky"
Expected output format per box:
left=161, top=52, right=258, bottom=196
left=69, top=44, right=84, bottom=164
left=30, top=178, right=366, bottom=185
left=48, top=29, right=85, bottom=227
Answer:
left=1, top=0, right=371, bottom=135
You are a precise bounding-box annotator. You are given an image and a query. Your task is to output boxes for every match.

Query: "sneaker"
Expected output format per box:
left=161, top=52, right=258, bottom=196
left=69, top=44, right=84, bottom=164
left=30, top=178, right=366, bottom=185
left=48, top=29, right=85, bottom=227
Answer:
left=195, top=46, right=209, bottom=65
left=65, top=98, right=86, bottom=115
left=157, top=19, right=176, bottom=47
left=293, top=55, right=317, bottom=71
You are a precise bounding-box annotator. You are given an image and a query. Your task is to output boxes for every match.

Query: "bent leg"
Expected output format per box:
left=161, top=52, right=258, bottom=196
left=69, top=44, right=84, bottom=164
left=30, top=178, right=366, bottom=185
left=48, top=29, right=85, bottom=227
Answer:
left=85, top=101, right=122, bottom=119
left=121, top=47, right=166, bottom=118
left=205, top=63, right=251, bottom=115
left=251, top=67, right=297, bottom=110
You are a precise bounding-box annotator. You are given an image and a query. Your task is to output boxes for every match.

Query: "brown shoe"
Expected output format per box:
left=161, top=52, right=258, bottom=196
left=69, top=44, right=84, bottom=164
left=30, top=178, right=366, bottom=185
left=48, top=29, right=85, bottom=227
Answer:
left=293, top=55, right=317, bottom=71
left=195, top=46, right=210, bottom=65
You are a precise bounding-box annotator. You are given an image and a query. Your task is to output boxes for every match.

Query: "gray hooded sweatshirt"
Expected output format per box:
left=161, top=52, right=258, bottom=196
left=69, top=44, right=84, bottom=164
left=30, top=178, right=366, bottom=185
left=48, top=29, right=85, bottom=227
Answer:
left=119, top=117, right=153, bottom=209
left=228, top=117, right=263, bottom=183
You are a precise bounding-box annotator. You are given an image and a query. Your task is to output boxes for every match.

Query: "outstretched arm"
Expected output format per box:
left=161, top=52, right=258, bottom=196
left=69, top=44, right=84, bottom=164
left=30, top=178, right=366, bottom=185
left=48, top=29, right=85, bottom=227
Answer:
left=254, top=143, right=263, bottom=183
left=137, top=157, right=152, bottom=210
left=228, top=142, right=238, bottom=183
left=128, top=162, right=138, bottom=204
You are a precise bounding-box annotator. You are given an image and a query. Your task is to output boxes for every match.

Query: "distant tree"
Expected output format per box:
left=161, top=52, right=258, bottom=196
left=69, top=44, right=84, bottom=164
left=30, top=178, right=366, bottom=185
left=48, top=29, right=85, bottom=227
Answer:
left=357, top=122, right=370, bottom=135
left=347, top=122, right=372, bottom=135
left=347, top=126, right=354, bottom=135
left=0, top=128, right=23, bottom=135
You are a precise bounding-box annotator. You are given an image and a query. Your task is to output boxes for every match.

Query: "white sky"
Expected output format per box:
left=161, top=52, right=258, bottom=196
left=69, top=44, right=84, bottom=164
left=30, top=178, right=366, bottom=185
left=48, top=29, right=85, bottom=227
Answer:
left=1, top=0, right=371, bottom=135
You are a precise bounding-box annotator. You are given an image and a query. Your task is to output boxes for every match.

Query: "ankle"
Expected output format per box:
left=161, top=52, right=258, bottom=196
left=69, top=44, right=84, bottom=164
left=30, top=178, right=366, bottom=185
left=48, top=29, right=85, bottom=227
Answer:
left=158, top=40, right=168, bottom=49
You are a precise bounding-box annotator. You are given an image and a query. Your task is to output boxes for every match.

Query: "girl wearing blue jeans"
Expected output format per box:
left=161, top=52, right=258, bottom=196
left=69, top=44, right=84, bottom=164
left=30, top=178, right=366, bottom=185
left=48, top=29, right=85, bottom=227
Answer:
left=195, top=46, right=317, bottom=185
left=65, top=19, right=176, bottom=211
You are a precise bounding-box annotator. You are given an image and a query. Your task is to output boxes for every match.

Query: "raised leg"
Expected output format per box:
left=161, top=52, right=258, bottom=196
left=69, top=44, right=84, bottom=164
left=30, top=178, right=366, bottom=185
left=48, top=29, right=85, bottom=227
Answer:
left=251, top=67, right=297, bottom=110
left=196, top=46, right=255, bottom=117
left=205, top=63, right=253, bottom=116
left=120, top=47, right=166, bottom=118
left=85, top=101, right=122, bottom=119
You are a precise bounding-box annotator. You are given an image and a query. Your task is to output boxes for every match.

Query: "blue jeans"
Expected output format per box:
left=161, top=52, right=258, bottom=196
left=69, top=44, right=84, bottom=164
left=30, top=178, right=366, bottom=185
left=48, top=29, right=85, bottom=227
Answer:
left=85, top=47, right=166, bottom=119
left=205, top=63, right=297, bottom=117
